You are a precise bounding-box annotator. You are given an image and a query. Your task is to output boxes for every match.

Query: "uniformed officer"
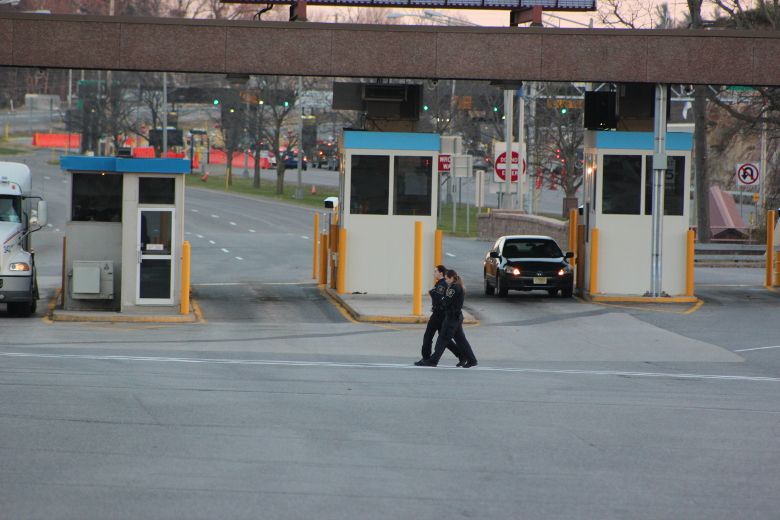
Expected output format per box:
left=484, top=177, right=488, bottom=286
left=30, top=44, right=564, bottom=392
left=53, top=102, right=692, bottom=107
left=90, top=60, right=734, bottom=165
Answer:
left=416, top=265, right=459, bottom=364
left=416, top=269, right=478, bottom=368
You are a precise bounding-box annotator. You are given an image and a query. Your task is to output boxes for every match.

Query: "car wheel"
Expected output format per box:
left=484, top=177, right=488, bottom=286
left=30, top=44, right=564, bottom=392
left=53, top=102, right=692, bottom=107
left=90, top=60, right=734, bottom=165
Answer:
left=484, top=274, right=495, bottom=296
left=562, top=285, right=573, bottom=298
left=496, top=273, right=508, bottom=297
left=547, top=289, right=559, bottom=297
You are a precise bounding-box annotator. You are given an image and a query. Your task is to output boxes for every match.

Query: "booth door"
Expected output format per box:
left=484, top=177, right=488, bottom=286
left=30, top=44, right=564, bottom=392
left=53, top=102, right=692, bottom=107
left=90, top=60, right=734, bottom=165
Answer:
left=137, top=208, right=175, bottom=304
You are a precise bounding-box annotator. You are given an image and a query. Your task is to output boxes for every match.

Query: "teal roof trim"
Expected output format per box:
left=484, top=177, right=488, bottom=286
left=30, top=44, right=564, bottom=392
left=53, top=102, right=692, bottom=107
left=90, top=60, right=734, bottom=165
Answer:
left=594, top=131, right=693, bottom=151
left=343, top=131, right=440, bottom=151
left=60, top=156, right=190, bottom=174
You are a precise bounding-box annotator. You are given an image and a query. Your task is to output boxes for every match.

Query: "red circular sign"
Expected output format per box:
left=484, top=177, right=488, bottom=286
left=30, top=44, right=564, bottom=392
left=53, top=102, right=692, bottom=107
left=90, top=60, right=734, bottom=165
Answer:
left=494, top=151, right=527, bottom=181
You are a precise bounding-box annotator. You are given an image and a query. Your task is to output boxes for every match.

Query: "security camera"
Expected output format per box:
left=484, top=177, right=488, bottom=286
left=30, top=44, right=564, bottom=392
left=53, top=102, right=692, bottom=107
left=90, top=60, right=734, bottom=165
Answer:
left=324, top=196, right=339, bottom=209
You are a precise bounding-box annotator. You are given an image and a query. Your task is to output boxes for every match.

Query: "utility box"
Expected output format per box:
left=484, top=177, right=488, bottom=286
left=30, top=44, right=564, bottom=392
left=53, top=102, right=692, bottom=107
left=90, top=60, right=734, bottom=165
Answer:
left=71, top=260, right=114, bottom=299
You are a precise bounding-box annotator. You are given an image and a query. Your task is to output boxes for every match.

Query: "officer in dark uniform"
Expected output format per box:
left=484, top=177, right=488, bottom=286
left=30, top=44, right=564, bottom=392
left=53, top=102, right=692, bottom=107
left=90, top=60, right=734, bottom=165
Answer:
left=417, top=269, right=478, bottom=368
left=416, top=265, right=460, bottom=364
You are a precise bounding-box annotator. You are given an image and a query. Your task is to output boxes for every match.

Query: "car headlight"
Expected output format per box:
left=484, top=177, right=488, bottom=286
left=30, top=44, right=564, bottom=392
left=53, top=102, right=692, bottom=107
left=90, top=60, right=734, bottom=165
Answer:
left=557, top=266, right=571, bottom=276
left=9, top=262, right=30, bottom=272
left=510, top=267, right=521, bottom=276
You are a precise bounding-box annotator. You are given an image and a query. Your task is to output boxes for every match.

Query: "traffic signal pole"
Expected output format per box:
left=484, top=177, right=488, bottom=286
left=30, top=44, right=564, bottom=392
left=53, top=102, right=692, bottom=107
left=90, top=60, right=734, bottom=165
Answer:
left=503, top=89, right=513, bottom=209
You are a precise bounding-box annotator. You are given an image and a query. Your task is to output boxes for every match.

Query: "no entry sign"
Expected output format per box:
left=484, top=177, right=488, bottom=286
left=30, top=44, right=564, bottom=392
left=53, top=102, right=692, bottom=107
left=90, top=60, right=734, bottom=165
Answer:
left=438, top=154, right=451, bottom=173
left=493, top=150, right=526, bottom=183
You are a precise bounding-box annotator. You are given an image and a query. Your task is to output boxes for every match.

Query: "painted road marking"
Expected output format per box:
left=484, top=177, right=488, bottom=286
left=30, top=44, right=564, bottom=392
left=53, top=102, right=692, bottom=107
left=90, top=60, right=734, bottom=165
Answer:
left=221, top=248, right=229, bottom=253
left=1, top=352, right=778, bottom=383
left=209, top=240, right=216, bottom=245
left=445, top=253, right=456, bottom=257
left=211, top=214, right=219, bottom=219
left=196, top=234, right=203, bottom=239
left=735, top=346, right=780, bottom=353
left=230, top=222, right=237, bottom=226
left=192, top=209, right=199, bottom=213
left=301, top=235, right=309, bottom=240
left=249, top=229, right=256, bottom=233
left=235, top=256, right=243, bottom=261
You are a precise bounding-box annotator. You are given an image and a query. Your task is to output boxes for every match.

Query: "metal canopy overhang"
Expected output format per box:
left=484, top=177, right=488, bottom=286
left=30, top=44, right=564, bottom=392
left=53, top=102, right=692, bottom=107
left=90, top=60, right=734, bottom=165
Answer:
left=1, top=12, right=779, bottom=86
left=222, top=0, right=595, bottom=9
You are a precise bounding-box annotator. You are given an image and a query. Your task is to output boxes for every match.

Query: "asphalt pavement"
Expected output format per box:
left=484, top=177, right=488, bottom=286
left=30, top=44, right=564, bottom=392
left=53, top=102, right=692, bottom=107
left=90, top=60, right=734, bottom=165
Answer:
left=2, top=147, right=780, bottom=519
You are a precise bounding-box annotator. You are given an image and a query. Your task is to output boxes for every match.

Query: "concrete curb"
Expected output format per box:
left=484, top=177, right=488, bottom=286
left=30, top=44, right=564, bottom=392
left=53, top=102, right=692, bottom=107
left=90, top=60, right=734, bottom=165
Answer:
left=44, top=290, right=204, bottom=324
left=320, top=285, right=479, bottom=325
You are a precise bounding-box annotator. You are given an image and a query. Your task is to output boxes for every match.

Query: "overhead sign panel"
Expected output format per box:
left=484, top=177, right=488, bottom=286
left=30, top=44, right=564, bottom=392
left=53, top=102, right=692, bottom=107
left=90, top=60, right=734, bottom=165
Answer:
left=224, top=0, right=594, bottom=9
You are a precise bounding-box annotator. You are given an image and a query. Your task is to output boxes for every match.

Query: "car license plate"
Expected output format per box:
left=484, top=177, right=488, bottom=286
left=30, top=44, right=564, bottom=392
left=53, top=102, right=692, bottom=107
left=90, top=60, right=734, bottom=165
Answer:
left=533, top=277, right=547, bottom=285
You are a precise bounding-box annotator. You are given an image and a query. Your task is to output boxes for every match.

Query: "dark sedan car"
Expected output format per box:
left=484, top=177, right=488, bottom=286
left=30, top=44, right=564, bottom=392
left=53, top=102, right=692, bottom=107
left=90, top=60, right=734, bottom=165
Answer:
left=483, top=235, right=574, bottom=297
left=283, top=153, right=307, bottom=170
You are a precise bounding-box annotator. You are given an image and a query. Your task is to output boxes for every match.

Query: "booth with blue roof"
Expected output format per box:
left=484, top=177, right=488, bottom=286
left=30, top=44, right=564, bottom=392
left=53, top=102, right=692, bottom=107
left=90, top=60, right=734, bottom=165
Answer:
left=338, top=131, right=439, bottom=295
left=581, top=131, right=693, bottom=298
left=59, top=156, right=190, bottom=312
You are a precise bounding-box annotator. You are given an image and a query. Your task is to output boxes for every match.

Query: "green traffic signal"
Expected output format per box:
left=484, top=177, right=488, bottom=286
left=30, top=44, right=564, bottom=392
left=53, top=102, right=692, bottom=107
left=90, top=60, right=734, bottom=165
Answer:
left=423, top=104, right=429, bottom=111
left=213, top=99, right=220, bottom=105
left=283, top=101, right=290, bottom=107
left=493, top=106, right=499, bottom=112
left=560, top=107, right=568, bottom=114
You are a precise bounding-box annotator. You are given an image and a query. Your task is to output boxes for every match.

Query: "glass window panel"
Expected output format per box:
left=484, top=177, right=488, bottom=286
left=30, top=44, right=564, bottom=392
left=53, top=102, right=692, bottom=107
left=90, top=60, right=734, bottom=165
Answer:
left=139, top=177, right=175, bottom=204
left=350, top=155, right=389, bottom=215
left=602, top=155, right=641, bottom=215
left=140, top=211, right=173, bottom=255
left=393, top=156, right=432, bottom=216
left=0, top=195, right=21, bottom=223
left=644, top=156, right=685, bottom=216
left=139, top=259, right=171, bottom=299
left=71, top=173, right=122, bottom=222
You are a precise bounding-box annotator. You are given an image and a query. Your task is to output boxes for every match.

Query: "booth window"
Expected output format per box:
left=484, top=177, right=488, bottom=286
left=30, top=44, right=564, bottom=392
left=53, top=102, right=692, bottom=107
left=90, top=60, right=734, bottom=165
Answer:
left=393, top=156, right=432, bottom=216
left=350, top=155, right=389, bottom=215
left=139, top=177, right=175, bottom=205
left=644, top=156, right=685, bottom=216
left=71, top=172, right=122, bottom=222
left=602, top=155, right=641, bottom=215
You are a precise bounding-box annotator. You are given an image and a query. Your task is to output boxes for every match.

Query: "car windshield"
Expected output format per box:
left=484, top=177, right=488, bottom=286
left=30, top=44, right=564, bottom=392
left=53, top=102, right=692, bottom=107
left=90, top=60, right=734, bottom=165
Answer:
left=502, top=239, right=562, bottom=259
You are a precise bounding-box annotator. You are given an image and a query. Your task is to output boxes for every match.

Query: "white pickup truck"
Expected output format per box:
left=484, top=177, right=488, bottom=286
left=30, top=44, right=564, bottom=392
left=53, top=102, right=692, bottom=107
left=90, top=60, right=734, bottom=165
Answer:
left=0, top=162, right=47, bottom=316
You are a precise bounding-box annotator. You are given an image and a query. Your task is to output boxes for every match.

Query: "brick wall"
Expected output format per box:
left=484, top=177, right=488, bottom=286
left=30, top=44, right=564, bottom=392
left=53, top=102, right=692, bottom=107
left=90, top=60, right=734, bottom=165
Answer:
left=477, top=211, right=571, bottom=250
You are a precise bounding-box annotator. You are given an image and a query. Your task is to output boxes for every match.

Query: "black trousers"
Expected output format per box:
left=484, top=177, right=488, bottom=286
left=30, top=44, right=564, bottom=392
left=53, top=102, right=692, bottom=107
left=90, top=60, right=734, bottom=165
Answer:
left=429, top=314, right=477, bottom=366
left=420, top=311, right=444, bottom=359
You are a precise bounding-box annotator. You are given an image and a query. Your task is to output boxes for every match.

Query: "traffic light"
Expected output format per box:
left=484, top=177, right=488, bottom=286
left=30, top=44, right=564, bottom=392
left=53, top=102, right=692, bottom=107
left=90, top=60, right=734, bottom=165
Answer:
left=560, top=107, right=568, bottom=115
left=283, top=100, right=290, bottom=108
left=492, top=105, right=499, bottom=113
left=423, top=104, right=429, bottom=111
left=212, top=98, right=220, bottom=106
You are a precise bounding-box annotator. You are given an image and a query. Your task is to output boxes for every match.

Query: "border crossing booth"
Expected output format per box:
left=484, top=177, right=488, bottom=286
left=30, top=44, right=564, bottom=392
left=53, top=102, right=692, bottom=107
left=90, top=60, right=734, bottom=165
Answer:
left=59, top=156, right=189, bottom=312
left=581, top=131, right=693, bottom=298
left=339, top=130, right=439, bottom=294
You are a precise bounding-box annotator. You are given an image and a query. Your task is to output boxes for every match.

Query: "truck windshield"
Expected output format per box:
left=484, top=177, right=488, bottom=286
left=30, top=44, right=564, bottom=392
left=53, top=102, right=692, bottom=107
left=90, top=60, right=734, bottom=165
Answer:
left=0, top=195, right=21, bottom=223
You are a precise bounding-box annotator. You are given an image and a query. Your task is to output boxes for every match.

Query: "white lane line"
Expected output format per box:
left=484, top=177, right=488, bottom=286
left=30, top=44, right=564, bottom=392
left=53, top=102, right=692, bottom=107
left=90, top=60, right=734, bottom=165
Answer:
left=191, top=209, right=199, bottom=212
left=211, top=214, right=219, bottom=219
left=43, top=176, right=51, bottom=180
left=230, top=222, right=237, bottom=226
left=196, top=234, right=204, bottom=239
left=1, top=352, right=778, bottom=383
left=221, top=248, right=230, bottom=253
left=248, top=229, right=256, bottom=233
left=235, top=256, right=243, bottom=261
left=208, top=240, right=216, bottom=245
left=301, top=235, right=309, bottom=240
left=445, top=252, right=456, bottom=257
left=735, top=346, right=780, bottom=353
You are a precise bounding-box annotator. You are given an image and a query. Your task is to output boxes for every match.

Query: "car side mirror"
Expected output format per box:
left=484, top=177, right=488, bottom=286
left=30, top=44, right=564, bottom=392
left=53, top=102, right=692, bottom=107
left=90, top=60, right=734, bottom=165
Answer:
left=489, top=251, right=500, bottom=259
left=565, top=252, right=574, bottom=259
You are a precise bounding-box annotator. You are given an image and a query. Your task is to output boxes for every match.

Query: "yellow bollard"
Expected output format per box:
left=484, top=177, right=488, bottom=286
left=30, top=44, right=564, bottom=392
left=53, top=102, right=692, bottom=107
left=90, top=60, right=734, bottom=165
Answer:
left=766, top=210, right=776, bottom=288
left=434, top=229, right=443, bottom=267
left=568, top=208, right=578, bottom=268
left=180, top=240, right=191, bottom=315
left=413, top=221, right=423, bottom=316
left=685, top=229, right=695, bottom=297
left=589, top=228, right=599, bottom=296
left=337, top=228, right=347, bottom=294
left=312, top=213, right=320, bottom=279
left=319, top=232, right=328, bottom=285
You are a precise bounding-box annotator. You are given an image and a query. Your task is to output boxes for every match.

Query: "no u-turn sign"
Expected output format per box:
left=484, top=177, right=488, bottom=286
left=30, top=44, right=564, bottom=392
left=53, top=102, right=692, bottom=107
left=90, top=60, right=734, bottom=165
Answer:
left=736, top=162, right=760, bottom=186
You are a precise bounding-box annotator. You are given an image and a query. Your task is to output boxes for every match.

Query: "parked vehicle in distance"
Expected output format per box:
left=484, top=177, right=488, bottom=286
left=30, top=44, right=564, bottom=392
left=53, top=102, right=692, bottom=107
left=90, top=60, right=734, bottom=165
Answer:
left=483, top=235, right=574, bottom=298
left=283, top=153, right=307, bottom=170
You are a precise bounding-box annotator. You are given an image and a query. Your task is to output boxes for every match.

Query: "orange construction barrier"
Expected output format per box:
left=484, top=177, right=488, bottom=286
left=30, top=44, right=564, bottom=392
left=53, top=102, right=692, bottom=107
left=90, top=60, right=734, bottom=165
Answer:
left=32, top=133, right=80, bottom=149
